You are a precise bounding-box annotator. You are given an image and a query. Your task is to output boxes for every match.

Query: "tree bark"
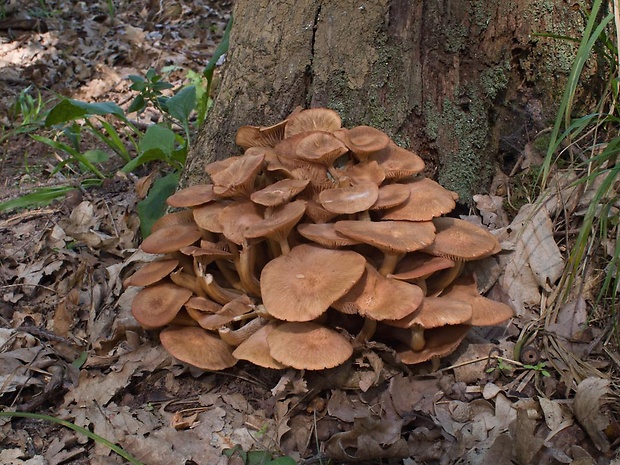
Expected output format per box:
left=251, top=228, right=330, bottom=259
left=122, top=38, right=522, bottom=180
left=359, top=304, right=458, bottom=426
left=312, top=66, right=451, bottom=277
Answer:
left=184, top=0, right=582, bottom=203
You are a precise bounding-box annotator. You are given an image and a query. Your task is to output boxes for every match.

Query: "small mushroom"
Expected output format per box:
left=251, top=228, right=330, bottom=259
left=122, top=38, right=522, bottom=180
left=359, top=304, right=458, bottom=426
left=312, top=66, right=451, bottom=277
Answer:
left=260, top=244, right=366, bottom=321
left=335, top=125, right=391, bottom=161
left=233, top=321, right=287, bottom=369
left=394, top=324, right=470, bottom=365
left=244, top=199, right=307, bottom=255
left=250, top=178, right=310, bottom=207
left=140, top=224, right=202, bottom=254
left=160, top=326, right=237, bottom=370
left=319, top=181, right=379, bottom=215
left=123, top=259, right=179, bottom=288
left=297, top=223, right=361, bottom=248
left=382, top=178, right=457, bottom=222
left=211, top=153, right=265, bottom=198
left=284, top=108, right=342, bottom=138
left=267, top=321, right=353, bottom=370
left=235, top=119, right=287, bottom=149
left=369, top=143, right=425, bottom=179
left=334, top=220, right=436, bottom=275
left=151, top=210, right=196, bottom=233
left=441, top=275, right=514, bottom=326
left=166, top=184, right=216, bottom=208
left=422, top=217, right=500, bottom=261
left=131, top=282, right=193, bottom=329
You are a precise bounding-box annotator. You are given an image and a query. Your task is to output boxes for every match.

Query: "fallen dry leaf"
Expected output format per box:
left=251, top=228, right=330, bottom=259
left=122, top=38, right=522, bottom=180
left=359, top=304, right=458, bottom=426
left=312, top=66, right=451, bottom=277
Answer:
left=573, top=377, right=611, bottom=452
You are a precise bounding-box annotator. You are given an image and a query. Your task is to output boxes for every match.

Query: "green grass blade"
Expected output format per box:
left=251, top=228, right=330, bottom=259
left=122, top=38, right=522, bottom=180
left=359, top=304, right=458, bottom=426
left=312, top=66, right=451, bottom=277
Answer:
left=0, top=411, right=144, bottom=465
left=541, top=0, right=613, bottom=187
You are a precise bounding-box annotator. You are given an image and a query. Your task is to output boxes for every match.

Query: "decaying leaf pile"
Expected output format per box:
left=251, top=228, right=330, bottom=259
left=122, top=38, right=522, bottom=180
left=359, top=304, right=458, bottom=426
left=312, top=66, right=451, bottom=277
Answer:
left=127, top=108, right=514, bottom=371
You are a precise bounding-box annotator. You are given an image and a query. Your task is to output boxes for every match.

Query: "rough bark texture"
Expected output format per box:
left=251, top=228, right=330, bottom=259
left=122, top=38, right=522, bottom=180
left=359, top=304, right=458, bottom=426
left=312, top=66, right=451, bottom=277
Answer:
left=184, top=0, right=582, bottom=203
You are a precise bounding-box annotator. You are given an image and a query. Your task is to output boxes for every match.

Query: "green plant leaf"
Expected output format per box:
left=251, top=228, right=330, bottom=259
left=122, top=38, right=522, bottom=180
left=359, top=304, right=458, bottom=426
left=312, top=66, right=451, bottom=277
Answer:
left=167, top=85, right=196, bottom=125
left=82, top=149, right=110, bottom=164
left=128, top=93, right=146, bottom=114
left=247, top=451, right=273, bottom=465
left=204, top=15, right=232, bottom=82
left=268, top=457, right=297, bottom=465
left=0, top=411, right=144, bottom=465
left=137, top=171, right=180, bottom=238
left=0, top=186, right=77, bottom=212
left=140, top=124, right=176, bottom=155
left=45, top=99, right=124, bottom=126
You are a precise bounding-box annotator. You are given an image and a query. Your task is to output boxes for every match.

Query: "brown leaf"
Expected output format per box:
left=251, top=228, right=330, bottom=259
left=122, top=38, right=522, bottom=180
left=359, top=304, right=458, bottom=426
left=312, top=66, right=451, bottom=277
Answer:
left=573, top=377, right=611, bottom=452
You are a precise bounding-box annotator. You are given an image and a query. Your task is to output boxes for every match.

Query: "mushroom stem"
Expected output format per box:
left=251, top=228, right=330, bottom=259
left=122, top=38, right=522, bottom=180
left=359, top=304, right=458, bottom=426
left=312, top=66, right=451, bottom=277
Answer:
left=238, top=244, right=262, bottom=297
left=278, top=238, right=291, bottom=255
left=355, top=317, right=377, bottom=342
left=218, top=317, right=267, bottom=346
left=169, top=270, right=202, bottom=295
left=427, top=260, right=464, bottom=296
left=378, top=252, right=401, bottom=276
left=391, top=324, right=425, bottom=351
left=215, top=260, right=243, bottom=291
left=198, top=274, right=242, bottom=304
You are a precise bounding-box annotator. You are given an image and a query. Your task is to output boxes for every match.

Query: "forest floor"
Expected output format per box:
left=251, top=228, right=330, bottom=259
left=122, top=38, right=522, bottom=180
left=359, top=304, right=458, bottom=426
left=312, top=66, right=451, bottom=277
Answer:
left=0, top=1, right=619, bottom=465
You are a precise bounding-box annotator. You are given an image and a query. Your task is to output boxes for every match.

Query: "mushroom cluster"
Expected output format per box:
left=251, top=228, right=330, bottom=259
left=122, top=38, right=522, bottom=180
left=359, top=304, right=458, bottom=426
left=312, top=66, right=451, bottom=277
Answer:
left=126, top=108, right=514, bottom=371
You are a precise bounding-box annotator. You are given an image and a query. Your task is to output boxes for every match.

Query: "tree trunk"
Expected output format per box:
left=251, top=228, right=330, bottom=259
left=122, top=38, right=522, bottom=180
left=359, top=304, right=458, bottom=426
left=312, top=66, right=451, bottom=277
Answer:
left=184, top=0, right=582, bottom=203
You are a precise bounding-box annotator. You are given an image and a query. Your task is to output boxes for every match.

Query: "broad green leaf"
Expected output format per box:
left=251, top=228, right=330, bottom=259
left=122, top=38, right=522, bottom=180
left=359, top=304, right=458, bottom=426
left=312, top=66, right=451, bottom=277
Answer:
left=122, top=148, right=169, bottom=173
left=247, top=451, right=272, bottom=465
left=268, top=457, right=297, bottom=465
left=167, top=86, right=196, bottom=124
left=46, top=99, right=124, bottom=126
left=137, top=171, right=180, bottom=238
left=127, top=94, right=146, bottom=114
left=140, top=124, right=176, bottom=155
left=82, top=149, right=110, bottom=164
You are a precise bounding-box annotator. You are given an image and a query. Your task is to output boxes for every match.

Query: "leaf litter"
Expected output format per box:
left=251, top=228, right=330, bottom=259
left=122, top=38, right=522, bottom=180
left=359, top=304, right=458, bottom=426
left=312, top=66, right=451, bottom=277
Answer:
left=1, top=1, right=620, bottom=464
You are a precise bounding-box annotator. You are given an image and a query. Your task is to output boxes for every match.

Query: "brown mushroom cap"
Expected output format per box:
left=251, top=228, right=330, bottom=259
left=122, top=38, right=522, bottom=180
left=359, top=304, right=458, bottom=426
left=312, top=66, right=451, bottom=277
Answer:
left=218, top=200, right=265, bottom=245
left=267, top=321, right=353, bottom=370
left=193, top=201, right=229, bottom=233
left=334, top=220, right=436, bottom=254
left=342, top=160, right=386, bottom=186
left=295, top=131, right=349, bottom=166
left=235, top=119, right=287, bottom=149
left=319, top=181, right=379, bottom=214
left=284, top=108, right=342, bottom=138
left=388, top=252, right=455, bottom=281
left=369, top=143, right=426, bottom=179
left=151, top=210, right=196, bottom=233
left=441, top=275, right=514, bottom=326
left=382, top=178, right=457, bottom=222
left=166, top=184, right=216, bottom=208
left=123, top=259, right=179, bottom=288
left=422, top=217, right=500, bottom=261
left=396, top=324, right=470, bottom=365
left=333, top=264, right=424, bottom=320
left=384, top=296, right=473, bottom=329
left=260, top=244, right=366, bottom=321
left=232, top=321, right=287, bottom=369
left=244, top=200, right=307, bottom=246
left=191, top=294, right=254, bottom=330
left=250, top=178, right=310, bottom=207
left=140, top=224, right=202, bottom=254
left=160, top=326, right=237, bottom=370
left=211, top=153, right=265, bottom=198
left=371, top=183, right=411, bottom=211
left=297, top=223, right=361, bottom=248
left=335, top=125, right=391, bottom=160
left=131, top=282, right=193, bottom=329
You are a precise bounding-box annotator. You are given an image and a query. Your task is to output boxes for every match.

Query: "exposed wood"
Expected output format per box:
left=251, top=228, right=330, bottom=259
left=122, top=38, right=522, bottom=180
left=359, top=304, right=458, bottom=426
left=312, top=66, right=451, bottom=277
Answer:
left=184, top=0, right=582, bottom=203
